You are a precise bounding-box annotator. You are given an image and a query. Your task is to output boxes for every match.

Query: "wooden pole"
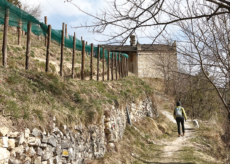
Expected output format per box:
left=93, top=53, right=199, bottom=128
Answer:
left=65, top=24, right=68, bottom=39
left=72, top=32, right=76, bottom=78
left=17, top=5, right=22, bottom=45
left=2, top=9, right=9, bottom=68
left=118, top=53, right=120, bottom=79
left=124, top=58, right=127, bottom=77
left=121, top=55, right=123, bottom=78
left=115, top=53, right=117, bottom=80
left=126, top=57, right=128, bottom=76
left=107, top=51, right=110, bottom=81
left=97, top=45, right=100, bottom=81
left=46, top=25, right=51, bottom=72
left=25, top=22, right=31, bottom=70
left=111, top=52, right=114, bottom=80
left=81, top=36, right=83, bottom=41
left=90, top=43, right=93, bottom=80
left=60, top=23, right=65, bottom=76
left=37, top=25, right=40, bottom=40
left=102, top=48, right=105, bottom=81
left=44, top=16, right=47, bottom=47
left=81, top=40, right=85, bottom=80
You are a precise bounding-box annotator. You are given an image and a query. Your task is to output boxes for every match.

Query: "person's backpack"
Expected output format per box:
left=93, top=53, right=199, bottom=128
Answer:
left=175, top=107, right=183, bottom=117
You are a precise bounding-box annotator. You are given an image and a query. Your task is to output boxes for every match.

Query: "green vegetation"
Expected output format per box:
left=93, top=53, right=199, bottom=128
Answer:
left=0, top=66, right=154, bottom=129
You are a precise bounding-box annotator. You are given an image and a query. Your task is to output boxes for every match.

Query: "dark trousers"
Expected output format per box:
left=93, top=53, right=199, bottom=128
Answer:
left=176, top=117, right=185, bottom=135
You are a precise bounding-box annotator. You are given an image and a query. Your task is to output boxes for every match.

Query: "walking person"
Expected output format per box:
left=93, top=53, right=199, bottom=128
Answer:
left=173, top=101, right=187, bottom=137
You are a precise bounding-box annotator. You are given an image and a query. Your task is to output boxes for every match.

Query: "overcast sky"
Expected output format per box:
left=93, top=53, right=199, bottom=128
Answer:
left=20, top=0, right=157, bottom=46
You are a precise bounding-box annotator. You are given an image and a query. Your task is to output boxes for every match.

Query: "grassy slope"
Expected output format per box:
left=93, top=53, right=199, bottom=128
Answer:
left=0, top=66, right=152, bottom=130
left=0, top=29, right=102, bottom=78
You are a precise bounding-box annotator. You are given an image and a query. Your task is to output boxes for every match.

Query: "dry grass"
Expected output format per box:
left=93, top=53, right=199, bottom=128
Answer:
left=0, top=65, right=153, bottom=132
left=190, top=121, right=228, bottom=161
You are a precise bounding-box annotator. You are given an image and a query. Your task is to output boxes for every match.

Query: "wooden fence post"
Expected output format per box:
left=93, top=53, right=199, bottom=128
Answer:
left=60, top=23, right=65, bottom=76
left=111, top=52, right=114, bottom=80
left=126, top=57, right=128, bottom=76
left=97, top=45, right=100, bottom=81
left=118, top=53, right=120, bottom=79
left=121, top=55, right=123, bottom=78
left=124, top=57, right=126, bottom=77
left=81, top=40, right=85, bottom=80
left=44, top=16, right=47, bottom=47
left=125, top=58, right=127, bottom=77
left=65, top=24, right=68, bottom=39
left=72, top=32, right=76, bottom=78
left=115, top=53, right=117, bottom=80
left=90, top=43, right=93, bottom=80
left=37, top=25, right=40, bottom=40
left=107, top=51, right=110, bottom=81
left=46, top=25, right=51, bottom=72
left=17, top=5, right=22, bottom=45
left=25, top=22, right=31, bottom=70
left=102, top=48, right=105, bottom=81
left=2, top=9, right=9, bottom=68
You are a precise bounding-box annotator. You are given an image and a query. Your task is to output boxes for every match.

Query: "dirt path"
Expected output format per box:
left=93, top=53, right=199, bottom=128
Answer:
left=157, top=110, right=222, bottom=164
left=160, top=110, right=195, bottom=163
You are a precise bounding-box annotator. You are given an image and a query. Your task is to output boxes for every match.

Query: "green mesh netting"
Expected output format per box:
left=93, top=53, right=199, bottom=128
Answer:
left=0, top=0, right=129, bottom=61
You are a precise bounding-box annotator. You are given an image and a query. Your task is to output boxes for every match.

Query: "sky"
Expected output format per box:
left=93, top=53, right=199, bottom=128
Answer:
left=20, top=0, right=157, bottom=46
left=20, top=0, right=105, bottom=45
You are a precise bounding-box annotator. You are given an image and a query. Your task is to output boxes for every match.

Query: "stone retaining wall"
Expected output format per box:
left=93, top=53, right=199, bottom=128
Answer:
left=0, top=97, right=157, bottom=164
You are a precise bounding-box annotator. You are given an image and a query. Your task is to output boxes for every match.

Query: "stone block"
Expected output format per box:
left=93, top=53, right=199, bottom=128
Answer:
left=55, top=144, right=62, bottom=158
left=40, top=143, right=47, bottom=148
left=8, top=157, right=21, bottom=164
left=27, top=147, right=36, bottom=157
left=32, top=128, right=41, bottom=137
left=41, top=135, right=48, bottom=143
left=61, top=140, right=70, bottom=149
left=34, top=156, right=42, bottom=164
left=0, top=127, right=9, bottom=137
left=0, top=148, right=10, bottom=161
left=107, top=143, right=115, bottom=152
left=36, top=147, right=43, bottom=156
left=47, top=158, right=53, bottom=164
left=28, top=137, right=41, bottom=146
left=24, top=157, right=31, bottom=164
left=42, top=162, right=47, bottom=164
left=42, top=146, right=53, bottom=161
left=53, top=156, right=61, bottom=164
left=104, top=118, right=110, bottom=122
left=24, top=129, right=30, bottom=138
left=14, top=145, right=24, bottom=157
left=19, top=134, right=25, bottom=145
left=105, top=122, right=111, bottom=129
left=1, top=137, right=8, bottom=148
left=9, top=132, right=19, bottom=138
left=47, top=136, right=56, bottom=147
left=8, top=139, right=15, bottom=149
left=68, top=148, right=75, bottom=161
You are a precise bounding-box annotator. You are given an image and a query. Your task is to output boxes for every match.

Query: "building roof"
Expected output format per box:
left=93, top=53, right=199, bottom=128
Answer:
left=100, top=43, right=176, bottom=52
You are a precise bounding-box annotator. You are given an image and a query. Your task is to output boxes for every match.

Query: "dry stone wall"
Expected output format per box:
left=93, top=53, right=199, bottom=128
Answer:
left=0, top=98, right=157, bottom=164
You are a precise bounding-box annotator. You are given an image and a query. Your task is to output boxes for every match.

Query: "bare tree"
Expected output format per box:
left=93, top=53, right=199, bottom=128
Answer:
left=21, top=1, right=43, bottom=20
left=66, top=0, right=230, bottom=44
left=172, top=10, right=230, bottom=118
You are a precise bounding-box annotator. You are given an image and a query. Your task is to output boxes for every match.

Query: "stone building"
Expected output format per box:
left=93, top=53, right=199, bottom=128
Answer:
left=101, top=35, right=178, bottom=79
